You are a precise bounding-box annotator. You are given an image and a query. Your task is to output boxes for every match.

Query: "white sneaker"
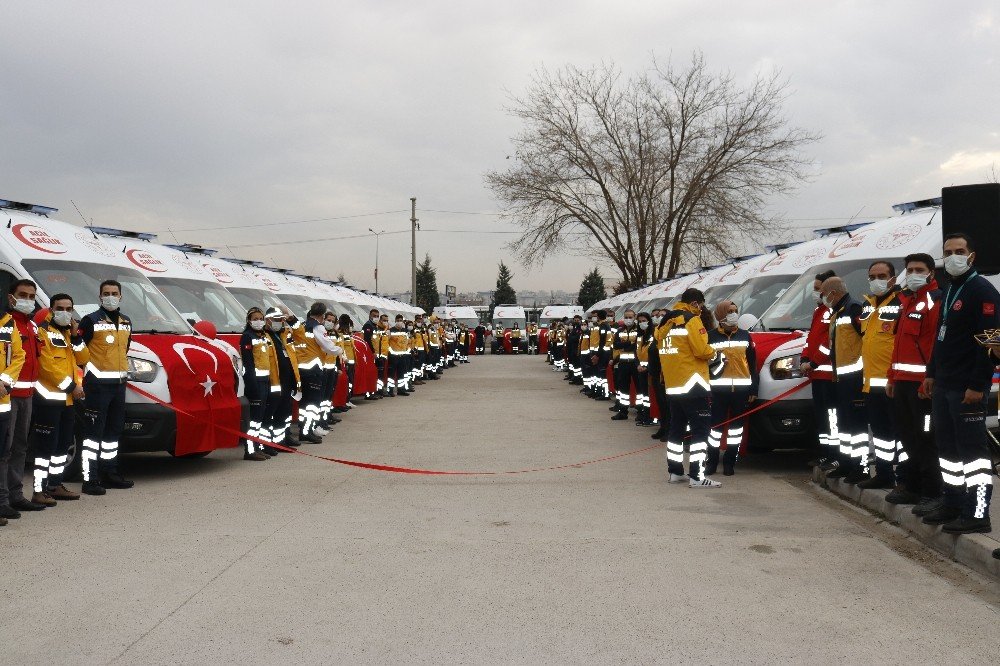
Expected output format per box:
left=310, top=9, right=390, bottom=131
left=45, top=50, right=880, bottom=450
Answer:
left=668, top=473, right=689, bottom=484
left=689, top=477, right=722, bottom=489
left=313, top=426, right=329, bottom=436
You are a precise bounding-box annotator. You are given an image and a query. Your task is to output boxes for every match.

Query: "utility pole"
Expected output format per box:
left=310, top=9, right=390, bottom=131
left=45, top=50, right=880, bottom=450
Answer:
left=368, top=228, right=385, bottom=294
left=410, top=197, right=418, bottom=306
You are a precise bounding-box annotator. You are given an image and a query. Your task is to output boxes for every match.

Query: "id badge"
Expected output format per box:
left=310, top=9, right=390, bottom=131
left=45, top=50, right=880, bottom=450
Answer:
left=937, top=324, right=946, bottom=341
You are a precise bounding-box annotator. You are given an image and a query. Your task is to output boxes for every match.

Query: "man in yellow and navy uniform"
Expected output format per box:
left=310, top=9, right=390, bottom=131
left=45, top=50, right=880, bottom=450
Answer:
left=319, top=311, right=342, bottom=429
left=526, top=322, right=539, bottom=355
left=412, top=316, right=428, bottom=380
left=426, top=317, right=442, bottom=379
left=579, top=317, right=593, bottom=393
left=32, top=294, right=90, bottom=498
left=79, top=279, right=134, bottom=494
left=611, top=309, right=640, bottom=421
left=0, top=308, right=25, bottom=523
left=858, top=260, right=905, bottom=490
left=240, top=307, right=277, bottom=461
left=598, top=313, right=616, bottom=400
left=373, top=314, right=391, bottom=393
left=659, top=288, right=726, bottom=488
left=707, top=301, right=757, bottom=477
left=289, top=302, right=342, bottom=443
left=338, top=314, right=358, bottom=400
left=566, top=316, right=583, bottom=383
left=510, top=323, right=523, bottom=355
left=387, top=315, right=412, bottom=396
left=585, top=311, right=603, bottom=397
left=820, top=276, right=867, bottom=484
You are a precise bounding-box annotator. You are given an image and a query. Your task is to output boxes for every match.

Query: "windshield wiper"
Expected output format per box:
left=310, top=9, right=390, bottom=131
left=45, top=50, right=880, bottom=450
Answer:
left=132, top=329, right=182, bottom=335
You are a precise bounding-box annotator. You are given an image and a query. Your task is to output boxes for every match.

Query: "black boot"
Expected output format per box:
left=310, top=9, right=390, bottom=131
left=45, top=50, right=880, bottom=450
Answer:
left=942, top=516, right=992, bottom=534
left=921, top=505, right=961, bottom=525
left=611, top=411, right=628, bottom=421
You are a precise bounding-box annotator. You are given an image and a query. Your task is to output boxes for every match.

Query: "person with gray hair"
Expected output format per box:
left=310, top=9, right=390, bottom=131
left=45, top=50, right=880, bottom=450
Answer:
left=819, top=276, right=868, bottom=484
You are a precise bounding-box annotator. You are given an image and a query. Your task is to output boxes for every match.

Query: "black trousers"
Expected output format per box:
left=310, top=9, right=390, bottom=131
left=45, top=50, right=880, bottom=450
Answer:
left=932, top=386, right=993, bottom=519
left=833, top=374, right=866, bottom=471
left=80, top=380, right=126, bottom=481
left=613, top=360, right=638, bottom=411
left=867, top=387, right=904, bottom=483
left=375, top=356, right=387, bottom=392
left=708, top=389, right=751, bottom=471
left=665, top=394, right=711, bottom=480
left=346, top=363, right=356, bottom=397
left=30, top=396, right=75, bottom=492
left=245, top=378, right=270, bottom=454
left=893, top=380, right=940, bottom=498
left=268, top=376, right=294, bottom=443
left=298, top=368, right=324, bottom=436
left=811, top=379, right=838, bottom=458
left=321, top=367, right=337, bottom=417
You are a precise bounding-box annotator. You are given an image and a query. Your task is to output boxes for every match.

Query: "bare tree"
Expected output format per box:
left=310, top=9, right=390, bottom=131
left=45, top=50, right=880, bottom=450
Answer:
left=485, top=52, right=819, bottom=289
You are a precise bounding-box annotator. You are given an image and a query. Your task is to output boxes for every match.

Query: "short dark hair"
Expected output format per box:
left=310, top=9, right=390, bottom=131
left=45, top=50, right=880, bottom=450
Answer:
left=8, top=279, right=36, bottom=295
left=49, top=293, right=74, bottom=306
left=369, top=308, right=379, bottom=316
left=595, top=309, right=606, bottom=319
left=868, top=260, right=896, bottom=277
left=680, top=287, right=705, bottom=304
left=395, top=314, right=404, bottom=320
left=944, top=232, right=975, bottom=253
left=308, top=301, right=327, bottom=318
left=815, top=270, right=836, bottom=282
left=904, top=252, right=936, bottom=273
left=99, top=279, right=121, bottom=294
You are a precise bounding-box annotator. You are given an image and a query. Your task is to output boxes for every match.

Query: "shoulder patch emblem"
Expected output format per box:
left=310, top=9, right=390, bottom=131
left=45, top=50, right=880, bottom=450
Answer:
left=953, top=300, right=963, bottom=311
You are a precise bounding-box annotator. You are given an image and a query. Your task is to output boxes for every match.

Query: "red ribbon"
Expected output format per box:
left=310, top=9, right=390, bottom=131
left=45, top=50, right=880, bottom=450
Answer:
left=127, top=378, right=812, bottom=475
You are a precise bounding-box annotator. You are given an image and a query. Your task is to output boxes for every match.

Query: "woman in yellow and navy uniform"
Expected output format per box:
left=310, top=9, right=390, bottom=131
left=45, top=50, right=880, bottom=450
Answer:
left=634, top=312, right=654, bottom=426
left=707, top=300, right=758, bottom=476
left=32, top=294, right=89, bottom=500
left=338, top=314, right=357, bottom=401
left=240, top=307, right=277, bottom=461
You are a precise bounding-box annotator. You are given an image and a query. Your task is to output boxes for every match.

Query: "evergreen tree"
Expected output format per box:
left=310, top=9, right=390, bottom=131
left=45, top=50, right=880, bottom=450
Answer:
left=577, top=268, right=607, bottom=311
left=415, top=254, right=440, bottom=314
left=489, top=261, right=517, bottom=318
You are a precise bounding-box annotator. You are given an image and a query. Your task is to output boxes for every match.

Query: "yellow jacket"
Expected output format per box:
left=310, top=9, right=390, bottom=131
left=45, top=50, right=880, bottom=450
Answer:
left=0, top=314, right=26, bottom=411
left=860, top=289, right=902, bottom=392
left=81, top=309, right=130, bottom=381
left=340, top=332, right=356, bottom=363
left=388, top=327, right=410, bottom=355
left=657, top=303, right=717, bottom=396
left=373, top=324, right=390, bottom=357
left=37, top=315, right=90, bottom=404
left=828, top=296, right=864, bottom=381
left=290, top=318, right=326, bottom=371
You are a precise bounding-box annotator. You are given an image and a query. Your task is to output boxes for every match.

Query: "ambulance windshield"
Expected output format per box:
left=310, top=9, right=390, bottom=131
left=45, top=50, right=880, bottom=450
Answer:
left=225, top=287, right=286, bottom=313
left=23, top=260, right=192, bottom=334
left=147, top=276, right=248, bottom=333
left=758, top=259, right=892, bottom=331
left=277, top=293, right=315, bottom=319
left=723, top=275, right=797, bottom=321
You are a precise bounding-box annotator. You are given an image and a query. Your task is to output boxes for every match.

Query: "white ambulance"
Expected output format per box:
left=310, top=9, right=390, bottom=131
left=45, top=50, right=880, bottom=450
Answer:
left=0, top=199, right=242, bottom=459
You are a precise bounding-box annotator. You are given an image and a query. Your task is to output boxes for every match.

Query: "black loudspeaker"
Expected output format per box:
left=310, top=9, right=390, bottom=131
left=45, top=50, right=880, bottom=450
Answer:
left=942, top=183, right=1000, bottom=274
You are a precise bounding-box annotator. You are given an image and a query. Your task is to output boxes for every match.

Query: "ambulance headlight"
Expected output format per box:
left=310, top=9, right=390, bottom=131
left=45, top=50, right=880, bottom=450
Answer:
left=770, top=354, right=803, bottom=380
left=127, top=357, right=159, bottom=383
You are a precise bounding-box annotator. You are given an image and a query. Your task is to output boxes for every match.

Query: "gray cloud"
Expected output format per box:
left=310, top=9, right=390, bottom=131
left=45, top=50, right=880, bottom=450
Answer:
left=2, top=1, right=998, bottom=294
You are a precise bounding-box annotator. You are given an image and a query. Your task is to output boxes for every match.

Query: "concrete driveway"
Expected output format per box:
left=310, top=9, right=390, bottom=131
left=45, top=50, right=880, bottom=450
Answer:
left=2, top=355, right=997, bottom=664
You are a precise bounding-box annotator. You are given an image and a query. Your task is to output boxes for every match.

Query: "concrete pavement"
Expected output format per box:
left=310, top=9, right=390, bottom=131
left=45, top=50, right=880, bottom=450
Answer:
left=1, top=355, right=998, bottom=664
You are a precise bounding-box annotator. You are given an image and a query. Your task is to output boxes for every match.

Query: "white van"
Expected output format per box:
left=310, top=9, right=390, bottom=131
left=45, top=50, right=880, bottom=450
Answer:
left=0, top=199, right=242, bottom=458
left=537, top=304, right=584, bottom=324
left=492, top=304, right=527, bottom=330
left=433, top=305, right=480, bottom=328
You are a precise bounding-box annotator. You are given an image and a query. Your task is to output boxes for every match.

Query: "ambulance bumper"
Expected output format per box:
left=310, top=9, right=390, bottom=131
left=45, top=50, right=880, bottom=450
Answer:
left=748, top=398, right=816, bottom=450
left=119, top=397, right=251, bottom=454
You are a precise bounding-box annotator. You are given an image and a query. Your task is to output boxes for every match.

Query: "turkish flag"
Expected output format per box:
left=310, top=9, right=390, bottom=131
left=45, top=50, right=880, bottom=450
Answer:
left=352, top=333, right=377, bottom=395
left=135, top=335, right=242, bottom=456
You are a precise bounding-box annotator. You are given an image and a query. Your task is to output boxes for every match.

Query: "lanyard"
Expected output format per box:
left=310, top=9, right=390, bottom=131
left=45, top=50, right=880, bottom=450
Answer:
left=943, top=271, right=976, bottom=321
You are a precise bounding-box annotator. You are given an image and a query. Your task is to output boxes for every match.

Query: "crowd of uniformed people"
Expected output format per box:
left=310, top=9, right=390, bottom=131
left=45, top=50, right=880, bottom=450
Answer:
left=0, top=282, right=475, bottom=526
left=543, top=232, right=998, bottom=532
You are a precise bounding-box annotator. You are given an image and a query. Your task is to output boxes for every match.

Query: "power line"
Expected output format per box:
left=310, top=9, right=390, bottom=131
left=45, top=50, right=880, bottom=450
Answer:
left=228, top=229, right=410, bottom=249
left=152, top=209, right=409, bottom=234
left=418, top=208, right=506, bottom=216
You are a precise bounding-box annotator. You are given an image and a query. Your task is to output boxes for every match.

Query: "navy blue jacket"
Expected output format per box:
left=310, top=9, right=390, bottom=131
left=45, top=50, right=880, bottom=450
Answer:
left=927, top=270, right=1000, bottom=392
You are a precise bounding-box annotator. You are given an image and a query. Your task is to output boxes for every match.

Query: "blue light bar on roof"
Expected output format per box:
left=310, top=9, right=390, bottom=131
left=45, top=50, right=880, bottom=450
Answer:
left=892, top=196, right=942, bottom=213
left=0, top=198, right=58, bottom=216
left=765, top=240, right=805, bottom=253
left=221, top=258, right=262, bottom=266
left=164, top=243, right=218, bottom=256
left=89, top=226, right=157, bottom=241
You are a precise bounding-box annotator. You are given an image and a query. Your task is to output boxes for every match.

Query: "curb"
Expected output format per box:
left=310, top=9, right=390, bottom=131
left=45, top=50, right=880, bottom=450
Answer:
left=812, top=468, right=1000, bottom=580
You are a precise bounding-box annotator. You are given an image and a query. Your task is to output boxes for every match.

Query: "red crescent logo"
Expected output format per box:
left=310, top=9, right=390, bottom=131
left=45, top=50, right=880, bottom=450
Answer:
left=205, top=264, right=234, bottom=284
left=126, top=248, right=167, bottom=273
left=172, top=342, right=220, bottom=374
left=11, top=223, right=67, bottom=254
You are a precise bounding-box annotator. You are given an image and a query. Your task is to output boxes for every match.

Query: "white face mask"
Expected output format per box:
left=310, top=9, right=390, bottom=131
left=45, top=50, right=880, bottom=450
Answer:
left=723, top=313, right=740, bottom=327
left=651, top=316, right=662, bottom=325
left=250, top=320, right=265, bottom=331
left=812, top=290, right=822, bottom=304
left=101, top=295, right=120, bottom=311
left=52, top=310, right=73, bottom=327
left=638, top=321, right=649, bottom=331
left=406, top=325, right=414, bottom=331
left=905, top=272, right=929, bottom=291
left=944, top=253, right=970, bottom=277
left=371, top=317, right=378, bottom=323
left=269, top=320, right=284, bottom=332
left=324, top=321, right=335, bottom=331
left=822, top=294, right=835, bottom=309
left=590, top=317, right=598, bottom=323
left=12, top=298, right=34, bottom=315
left=868, top=279, right=889, bottom=296
left=623, top=318, right=634, bottom=326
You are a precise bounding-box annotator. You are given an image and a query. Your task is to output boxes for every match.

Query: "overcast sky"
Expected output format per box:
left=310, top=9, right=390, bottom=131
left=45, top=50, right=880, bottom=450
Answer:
left=2, top=1, right=998, bottom=294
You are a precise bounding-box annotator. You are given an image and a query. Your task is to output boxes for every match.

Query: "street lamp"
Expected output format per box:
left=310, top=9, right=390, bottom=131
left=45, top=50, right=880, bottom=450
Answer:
left=368, top=228, right=385, bottom=294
